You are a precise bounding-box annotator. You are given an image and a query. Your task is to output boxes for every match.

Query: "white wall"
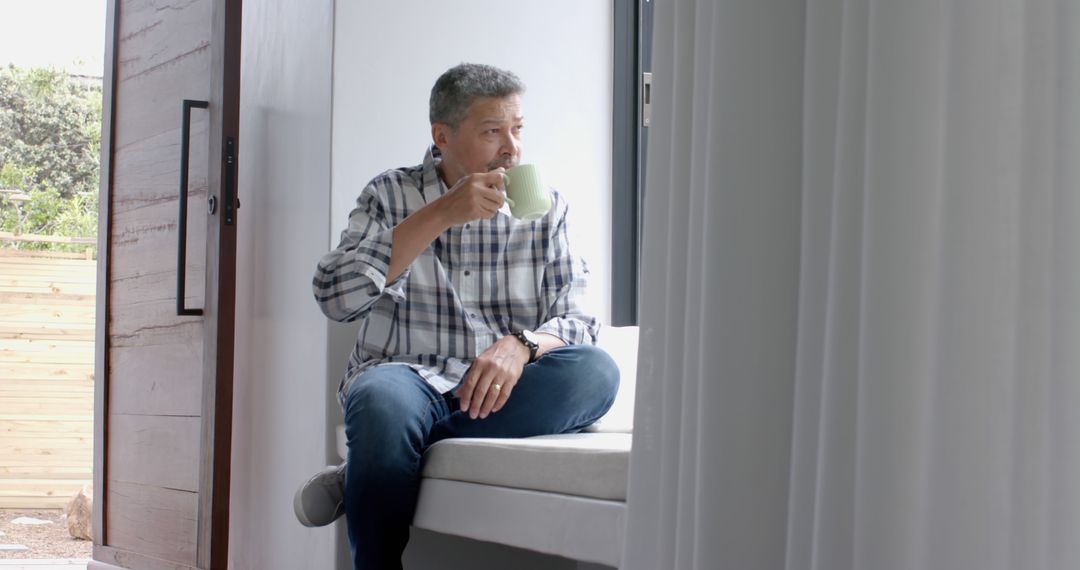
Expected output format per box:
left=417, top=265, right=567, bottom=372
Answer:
left=230, top=1, right=338, bottom=569
left=331, top=0, right=614, bottom=323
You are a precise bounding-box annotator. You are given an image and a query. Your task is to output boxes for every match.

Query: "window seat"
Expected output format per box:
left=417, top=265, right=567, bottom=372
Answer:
left=336, top=326, right=639, bottom=567
left=414, top=432, right=632, bottom=566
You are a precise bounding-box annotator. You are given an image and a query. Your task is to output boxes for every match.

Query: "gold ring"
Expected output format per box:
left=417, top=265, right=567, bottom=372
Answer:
left=492, top=384, right=502, bottom=391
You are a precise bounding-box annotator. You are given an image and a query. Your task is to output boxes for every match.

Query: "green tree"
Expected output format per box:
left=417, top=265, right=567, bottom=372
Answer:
left=0, top=65, right=101, bottom=252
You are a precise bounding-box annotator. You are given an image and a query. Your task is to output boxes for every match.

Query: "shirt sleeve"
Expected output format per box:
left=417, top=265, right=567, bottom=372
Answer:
left=312, top=182, right=410, bottom=322
left=534, top=196, right=600, bottom=345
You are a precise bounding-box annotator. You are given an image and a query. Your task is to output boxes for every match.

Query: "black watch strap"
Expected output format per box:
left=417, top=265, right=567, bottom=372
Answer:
left=513, top=330, right=539, bottom=363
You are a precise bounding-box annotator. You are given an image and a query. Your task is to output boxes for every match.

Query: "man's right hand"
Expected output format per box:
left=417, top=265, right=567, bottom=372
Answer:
left=434, top=169, right=508, bottom=228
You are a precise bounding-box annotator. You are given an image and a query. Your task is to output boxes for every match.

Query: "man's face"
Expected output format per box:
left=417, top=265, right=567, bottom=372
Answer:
left=433, top=94, right=524, bottom=184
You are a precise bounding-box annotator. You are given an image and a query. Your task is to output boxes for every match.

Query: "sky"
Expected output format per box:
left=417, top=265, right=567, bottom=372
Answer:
left=0, top=0, right=108, bottom=76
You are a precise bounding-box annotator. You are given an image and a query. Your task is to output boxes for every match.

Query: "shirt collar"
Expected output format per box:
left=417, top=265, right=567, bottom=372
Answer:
left=422, top=145, right=449, bottom=196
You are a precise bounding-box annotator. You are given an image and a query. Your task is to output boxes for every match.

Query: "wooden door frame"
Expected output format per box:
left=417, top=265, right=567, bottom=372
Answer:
left=93, top=0, right=241, bottom=568
left=92, top=0, right=116, bottom=555
left=197, top=0, right=242, bottom=567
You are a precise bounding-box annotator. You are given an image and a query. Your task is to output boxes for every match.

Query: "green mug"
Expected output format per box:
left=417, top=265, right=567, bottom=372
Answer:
left=503, top=164, right=552, bottom=221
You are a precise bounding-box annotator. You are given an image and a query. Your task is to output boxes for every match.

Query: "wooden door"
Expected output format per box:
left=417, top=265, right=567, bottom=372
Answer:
left=93, top=0, right=241, bottom=568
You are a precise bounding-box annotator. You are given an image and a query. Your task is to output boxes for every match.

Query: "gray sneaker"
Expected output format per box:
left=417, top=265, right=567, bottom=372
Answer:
left=293, top=463, right=346, bottom=527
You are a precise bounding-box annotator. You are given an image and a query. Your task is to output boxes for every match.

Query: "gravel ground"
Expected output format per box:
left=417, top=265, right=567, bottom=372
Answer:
left=0, top=511, right=90, bottom=560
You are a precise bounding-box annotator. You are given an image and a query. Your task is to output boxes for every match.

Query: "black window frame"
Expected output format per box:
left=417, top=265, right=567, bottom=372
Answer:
left=611, top=0, right=652, bottom=326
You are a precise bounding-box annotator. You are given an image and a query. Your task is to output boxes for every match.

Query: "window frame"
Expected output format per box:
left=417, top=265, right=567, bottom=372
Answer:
left=611, top=0, right=652, bottom=326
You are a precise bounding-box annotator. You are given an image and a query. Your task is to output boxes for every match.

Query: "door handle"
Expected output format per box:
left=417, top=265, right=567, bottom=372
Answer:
left=178, top=99, right=208, bottom=316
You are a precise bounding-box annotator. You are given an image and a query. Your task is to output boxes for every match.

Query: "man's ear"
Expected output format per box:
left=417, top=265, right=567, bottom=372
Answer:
left=431, top=123, right=451, bottom=150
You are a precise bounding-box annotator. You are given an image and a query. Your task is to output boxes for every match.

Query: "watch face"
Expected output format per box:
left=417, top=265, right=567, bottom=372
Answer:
left=523, top=330, right=540, bottom=345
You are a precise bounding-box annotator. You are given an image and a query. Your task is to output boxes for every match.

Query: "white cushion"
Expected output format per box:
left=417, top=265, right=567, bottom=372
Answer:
left=421, top=432, right=632, bottom=501
left=587, top=325, right=639, bottom=433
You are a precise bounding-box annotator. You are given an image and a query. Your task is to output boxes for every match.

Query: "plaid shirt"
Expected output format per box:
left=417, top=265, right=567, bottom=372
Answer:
left=314, top=147, right=600, bottom=402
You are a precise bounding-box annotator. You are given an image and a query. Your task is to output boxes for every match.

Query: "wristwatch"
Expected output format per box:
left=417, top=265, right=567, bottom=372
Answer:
left=512, top=330, right=541, bottom=363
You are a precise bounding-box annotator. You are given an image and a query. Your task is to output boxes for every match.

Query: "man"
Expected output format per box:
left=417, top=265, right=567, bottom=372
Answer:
left=295, top=63, right=620, bottom=569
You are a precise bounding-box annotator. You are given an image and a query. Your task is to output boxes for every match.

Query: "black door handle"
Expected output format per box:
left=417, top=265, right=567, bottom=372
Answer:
left=178, top=99, right=208, bottom=316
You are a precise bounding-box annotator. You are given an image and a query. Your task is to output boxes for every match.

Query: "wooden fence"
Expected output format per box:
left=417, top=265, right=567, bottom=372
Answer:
left=0, top=248, right=95, bottom=509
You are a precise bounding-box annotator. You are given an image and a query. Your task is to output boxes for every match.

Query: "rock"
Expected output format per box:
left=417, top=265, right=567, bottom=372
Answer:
left=11, top=517, right=51, bottom=525
left=65, top=483, right=93, bottom=541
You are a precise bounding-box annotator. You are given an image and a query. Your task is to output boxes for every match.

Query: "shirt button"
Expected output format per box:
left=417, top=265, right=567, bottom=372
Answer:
left=465, top=224, right=471, bottom=229
left=470, top=313, right=477, bottom=318
left=464, top=270, right=471, bottom=276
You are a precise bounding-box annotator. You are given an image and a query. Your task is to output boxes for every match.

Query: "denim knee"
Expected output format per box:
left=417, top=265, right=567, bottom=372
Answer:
left=560, top=344, right=619, bottom=393
left=541, top=344, right=621, bottom=419
left=342, top=367, right=441, bottom=461
left=345, top=372, right=407, bottom=428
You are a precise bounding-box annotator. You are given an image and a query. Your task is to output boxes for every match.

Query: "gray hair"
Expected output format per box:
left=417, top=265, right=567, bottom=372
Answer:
left=429, top=63, right=525, bottom=129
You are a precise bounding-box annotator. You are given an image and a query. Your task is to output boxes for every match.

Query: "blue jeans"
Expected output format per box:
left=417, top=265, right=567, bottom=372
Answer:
left=341, top=344, right=620, bottom=570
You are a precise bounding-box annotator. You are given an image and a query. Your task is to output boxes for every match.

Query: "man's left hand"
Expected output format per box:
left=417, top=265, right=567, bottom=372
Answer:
left=458, top=336, right=531, bottom=419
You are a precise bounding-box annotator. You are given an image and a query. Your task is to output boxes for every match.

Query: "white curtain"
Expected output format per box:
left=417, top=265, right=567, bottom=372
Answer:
left=623, top=0, right=1080, bottom=569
